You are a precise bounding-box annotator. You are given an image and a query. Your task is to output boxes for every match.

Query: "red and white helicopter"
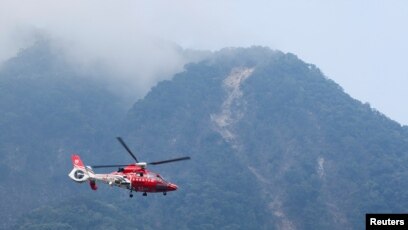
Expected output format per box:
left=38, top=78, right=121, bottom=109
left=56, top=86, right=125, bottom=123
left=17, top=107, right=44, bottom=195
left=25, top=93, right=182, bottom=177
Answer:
left=68, top=137, right=190, bottom=197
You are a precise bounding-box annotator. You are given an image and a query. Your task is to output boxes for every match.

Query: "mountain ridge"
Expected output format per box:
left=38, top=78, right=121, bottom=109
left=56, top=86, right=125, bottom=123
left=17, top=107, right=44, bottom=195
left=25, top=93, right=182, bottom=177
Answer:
left=121, top=46, right=408, bottom=229
left=1, top=44, right=408, bottom=229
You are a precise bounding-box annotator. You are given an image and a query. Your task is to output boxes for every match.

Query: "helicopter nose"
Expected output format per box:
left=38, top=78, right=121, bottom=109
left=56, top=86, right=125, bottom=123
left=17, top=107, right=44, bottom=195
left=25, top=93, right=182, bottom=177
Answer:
left=167, top=183, right=178, bottom=191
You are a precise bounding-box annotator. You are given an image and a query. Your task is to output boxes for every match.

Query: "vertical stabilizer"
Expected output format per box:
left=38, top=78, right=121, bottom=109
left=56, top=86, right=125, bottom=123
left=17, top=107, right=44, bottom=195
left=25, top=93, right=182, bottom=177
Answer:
left=72, top=154, right=85, bottom=169
left=69, top=154, right=90, bottom=183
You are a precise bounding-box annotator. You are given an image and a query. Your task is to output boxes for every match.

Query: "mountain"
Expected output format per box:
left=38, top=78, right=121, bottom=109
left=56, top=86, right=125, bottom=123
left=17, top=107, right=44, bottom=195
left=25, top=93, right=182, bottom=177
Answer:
left=119, top=47, right=408, bottom=229
left=0, top=41, right=127, bottom=228
left=2, top=44, right=408, bottom=229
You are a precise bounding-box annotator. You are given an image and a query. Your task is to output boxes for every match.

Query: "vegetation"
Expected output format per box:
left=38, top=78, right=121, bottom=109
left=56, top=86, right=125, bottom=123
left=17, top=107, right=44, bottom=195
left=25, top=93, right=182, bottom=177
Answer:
left=1, top=42, right=408, bottom=229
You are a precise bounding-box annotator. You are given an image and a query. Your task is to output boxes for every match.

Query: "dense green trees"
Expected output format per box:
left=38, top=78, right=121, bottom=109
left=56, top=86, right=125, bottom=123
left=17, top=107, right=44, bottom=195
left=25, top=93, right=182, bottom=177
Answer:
left=0, top=41, right=126, bottom=229
left=2, top=43, right=408, bottom=229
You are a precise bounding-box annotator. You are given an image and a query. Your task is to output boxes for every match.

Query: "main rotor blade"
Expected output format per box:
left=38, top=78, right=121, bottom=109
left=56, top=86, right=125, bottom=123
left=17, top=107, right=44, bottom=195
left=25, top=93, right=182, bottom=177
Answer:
left=116, top=137, right=139, bottom=163
left=91, top=164, right=130, bottom=169
left=148, top=156, right=191, bottom=165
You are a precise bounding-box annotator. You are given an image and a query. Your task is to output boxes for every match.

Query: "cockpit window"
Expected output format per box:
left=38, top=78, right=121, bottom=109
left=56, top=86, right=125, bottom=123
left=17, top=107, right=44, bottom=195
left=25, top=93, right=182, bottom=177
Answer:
left=147, top=172, right=156, bottom=178
left=156, top=174, right=166, bottom=182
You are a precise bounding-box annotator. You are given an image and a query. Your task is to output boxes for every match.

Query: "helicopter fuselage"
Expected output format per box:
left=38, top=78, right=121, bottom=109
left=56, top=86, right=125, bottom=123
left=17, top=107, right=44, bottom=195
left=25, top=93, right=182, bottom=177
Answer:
left=69, top=155, right=179, bottom=196
left=69, top=137, right=189, bottom=197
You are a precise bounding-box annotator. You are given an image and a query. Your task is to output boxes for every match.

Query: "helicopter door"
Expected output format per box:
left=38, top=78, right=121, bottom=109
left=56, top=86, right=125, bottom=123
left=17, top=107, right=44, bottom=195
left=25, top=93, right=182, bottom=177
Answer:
left=132, top=175, right=146, bottom=192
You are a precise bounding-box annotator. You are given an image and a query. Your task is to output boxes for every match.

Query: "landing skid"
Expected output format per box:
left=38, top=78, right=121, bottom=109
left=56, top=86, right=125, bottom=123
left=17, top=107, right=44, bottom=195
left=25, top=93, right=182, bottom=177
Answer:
left=129, top=191, right=167, bottom=197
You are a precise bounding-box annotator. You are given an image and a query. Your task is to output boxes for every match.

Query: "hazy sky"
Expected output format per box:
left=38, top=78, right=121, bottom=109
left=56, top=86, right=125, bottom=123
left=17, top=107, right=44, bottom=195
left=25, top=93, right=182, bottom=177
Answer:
left=1, top=0, right=408, bottom=125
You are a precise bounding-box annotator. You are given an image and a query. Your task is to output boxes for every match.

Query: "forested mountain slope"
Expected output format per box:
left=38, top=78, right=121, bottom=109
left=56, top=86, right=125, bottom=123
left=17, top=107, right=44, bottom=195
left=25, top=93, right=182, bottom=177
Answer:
left=0, top=41, right=126, bottom=228
left=122, top=47, right=408, bottom=229
left=3, top=44, right=408, bottom=229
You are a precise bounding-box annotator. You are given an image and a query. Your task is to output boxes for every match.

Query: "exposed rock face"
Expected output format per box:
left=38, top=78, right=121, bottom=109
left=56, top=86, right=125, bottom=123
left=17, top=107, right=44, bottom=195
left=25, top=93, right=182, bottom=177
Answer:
left=5, top=45, right=408, bottom=230
left=212, top=67, right=254, bottom=146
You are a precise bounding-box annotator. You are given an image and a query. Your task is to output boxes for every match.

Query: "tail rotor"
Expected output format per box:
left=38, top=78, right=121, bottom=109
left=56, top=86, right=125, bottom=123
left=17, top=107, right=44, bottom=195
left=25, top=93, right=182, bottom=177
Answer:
left=68, top=154, right=91, bottom=183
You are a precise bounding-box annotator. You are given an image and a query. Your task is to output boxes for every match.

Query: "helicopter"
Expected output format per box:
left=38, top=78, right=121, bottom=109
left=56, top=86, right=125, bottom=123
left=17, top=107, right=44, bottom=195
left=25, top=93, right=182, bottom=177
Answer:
left=68, top=137, right=190, bottom=197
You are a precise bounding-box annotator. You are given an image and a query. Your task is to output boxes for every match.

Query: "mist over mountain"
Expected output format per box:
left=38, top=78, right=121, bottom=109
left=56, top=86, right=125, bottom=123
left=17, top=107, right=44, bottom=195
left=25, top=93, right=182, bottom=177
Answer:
left=0, top=40, right=128, bottom=228
left=1, top=42, right=408, bottom=229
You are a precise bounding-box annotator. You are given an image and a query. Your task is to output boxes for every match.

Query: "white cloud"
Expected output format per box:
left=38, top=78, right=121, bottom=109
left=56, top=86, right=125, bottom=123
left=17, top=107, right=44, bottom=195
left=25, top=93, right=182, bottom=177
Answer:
left=0, top=0, right=192, bottom=99
left=1, top=0, right=408, bottom=124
